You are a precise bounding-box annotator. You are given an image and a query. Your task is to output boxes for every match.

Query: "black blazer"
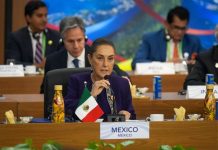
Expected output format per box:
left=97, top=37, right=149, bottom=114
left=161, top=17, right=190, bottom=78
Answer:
left=40, top=45, right=91, bottom=93
left=44, top=45, right=91, bottom=75
left=5, top=27, right=61, bottom=65
left=183, top=45, right=218, bottom=89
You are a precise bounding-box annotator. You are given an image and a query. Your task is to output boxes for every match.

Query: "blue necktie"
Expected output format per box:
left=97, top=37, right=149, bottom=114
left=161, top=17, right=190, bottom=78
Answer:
left=72, top=58, right=79, bottom=68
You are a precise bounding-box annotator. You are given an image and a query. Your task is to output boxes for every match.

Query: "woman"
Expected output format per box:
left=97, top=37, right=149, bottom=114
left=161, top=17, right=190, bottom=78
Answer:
left=64, top=38, right=136, bottom=121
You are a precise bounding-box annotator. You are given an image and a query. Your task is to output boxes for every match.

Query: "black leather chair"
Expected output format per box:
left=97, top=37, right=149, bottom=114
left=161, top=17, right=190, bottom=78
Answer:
left=44, top=67, right=92, bottom=119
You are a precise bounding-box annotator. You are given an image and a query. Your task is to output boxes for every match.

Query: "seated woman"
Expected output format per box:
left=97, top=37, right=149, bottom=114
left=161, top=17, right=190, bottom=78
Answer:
left=64, top=38, right=136, bottom=121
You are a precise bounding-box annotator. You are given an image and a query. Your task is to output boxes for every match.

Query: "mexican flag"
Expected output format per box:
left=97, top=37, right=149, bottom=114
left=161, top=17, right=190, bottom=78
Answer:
left=75, top=87, right=104, bottom=122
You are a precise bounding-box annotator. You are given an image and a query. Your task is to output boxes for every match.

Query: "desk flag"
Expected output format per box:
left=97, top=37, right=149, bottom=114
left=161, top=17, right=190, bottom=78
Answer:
left=75, top=87, right=104, bottom=122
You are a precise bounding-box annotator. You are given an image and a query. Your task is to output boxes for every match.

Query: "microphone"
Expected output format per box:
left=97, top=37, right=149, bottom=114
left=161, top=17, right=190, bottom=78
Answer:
left=104, top=75, right=125, bottom=122
left=33, top=32, right=40, bottom=40
left=65, top=109, right=77, bottom=122
left=104, top=75, right=117, bottom=114
left=104, top=75, right=110, bottom=80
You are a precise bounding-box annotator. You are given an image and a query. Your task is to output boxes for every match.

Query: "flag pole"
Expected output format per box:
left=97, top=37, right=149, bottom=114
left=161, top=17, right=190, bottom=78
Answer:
left=84, top=81, right=87, bottom=87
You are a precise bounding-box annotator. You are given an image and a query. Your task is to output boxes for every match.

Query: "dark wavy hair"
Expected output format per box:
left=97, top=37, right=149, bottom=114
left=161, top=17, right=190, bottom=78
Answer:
left=90, top=38, right=116, bottom=55
left=167, top=6, right=189, bottom=24
left=25, top=0, right=47, bottom=17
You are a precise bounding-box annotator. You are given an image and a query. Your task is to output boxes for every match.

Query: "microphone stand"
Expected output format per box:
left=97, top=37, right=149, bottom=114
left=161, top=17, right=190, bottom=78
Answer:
left=110, top=87, right=117, bottom=115
left=105, top=75, right=125, bottom=122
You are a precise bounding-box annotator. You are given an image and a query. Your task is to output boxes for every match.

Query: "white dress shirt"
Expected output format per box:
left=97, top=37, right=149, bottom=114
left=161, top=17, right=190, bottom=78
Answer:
left=28, top=27, right=43, bottom=62
left=67, top=48, right=85, bottom=68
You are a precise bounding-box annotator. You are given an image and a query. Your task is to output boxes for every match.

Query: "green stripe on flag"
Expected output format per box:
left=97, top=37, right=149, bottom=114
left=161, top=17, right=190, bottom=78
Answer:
left=78, top=87, right=91, bottom=106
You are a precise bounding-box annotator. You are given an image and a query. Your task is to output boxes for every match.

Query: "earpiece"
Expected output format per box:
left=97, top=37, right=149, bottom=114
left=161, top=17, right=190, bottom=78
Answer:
left=57, top=38, right=64, bottom=49
left=59, top=38, right=63, bottom=44
left=85, top=35, right=88, bottom=42
left=58, top=36, right=88, bottom=45
left=165, top=29, right=171, bottom=41
left=165, top=33, right=171, bottom=41
left=44, top=28, right=48, bottom=34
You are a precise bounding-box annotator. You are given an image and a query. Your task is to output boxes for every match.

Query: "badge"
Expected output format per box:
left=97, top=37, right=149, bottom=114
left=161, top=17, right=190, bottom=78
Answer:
left=48, top=40, right=53, bottom=45
left=216, top=63, right=218, bottom=68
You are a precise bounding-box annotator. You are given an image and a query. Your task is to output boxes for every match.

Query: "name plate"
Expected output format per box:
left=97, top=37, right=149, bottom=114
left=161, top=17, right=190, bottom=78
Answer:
left=100, top=121, right=149, bottom=139
left=135, top=62, right=175, bottom=75
left=0, top=65, right=24, bottom=77
left=187, top=85, right=218, bottom=99
left=174, top=62, right=187, bottom=73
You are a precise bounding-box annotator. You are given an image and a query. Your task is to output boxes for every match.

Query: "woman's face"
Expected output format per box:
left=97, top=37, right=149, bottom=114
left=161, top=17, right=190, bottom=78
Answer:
left=88, top=44, right=115, bottom=80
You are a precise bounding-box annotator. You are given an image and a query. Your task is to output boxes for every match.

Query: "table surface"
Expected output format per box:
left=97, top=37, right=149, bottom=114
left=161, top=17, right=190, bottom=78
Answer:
left=0, top=75, right=43, bottom=94
left=0, top=121, right=217, bottom=150
left=0, top=94, right=216, bottom=150
left=0, top=93, right=204, bottom=121
left=0, top=74, right=187, bottom=94
left=1, top=75, right=215, bottom=150
left=130, top=74, right=186, bottom=92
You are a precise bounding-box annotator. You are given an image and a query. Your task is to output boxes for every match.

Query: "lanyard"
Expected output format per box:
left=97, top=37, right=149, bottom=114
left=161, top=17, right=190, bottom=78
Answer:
left=42, top=32, right=46, bottom=57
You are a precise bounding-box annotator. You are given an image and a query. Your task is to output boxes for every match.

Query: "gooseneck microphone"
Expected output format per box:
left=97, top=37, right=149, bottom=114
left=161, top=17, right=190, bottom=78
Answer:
left=33, top=32, right=40, bottom=40
left=104, top=75, right=117, bottom=115
left=104, top=75, right=125, bottom=122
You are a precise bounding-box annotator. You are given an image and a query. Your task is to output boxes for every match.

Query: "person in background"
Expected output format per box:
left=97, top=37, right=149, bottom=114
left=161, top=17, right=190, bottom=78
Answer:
left=44, top=16, right=91, bottom=73
left=183, top=25, right=218, bottom=89
left=132, top=6, right=204, bottom=70
left=5, top=0, right=61, bottom=68
left=64, top=38, right=136, bottom=121
left=41, top=16, right=129, bottom=93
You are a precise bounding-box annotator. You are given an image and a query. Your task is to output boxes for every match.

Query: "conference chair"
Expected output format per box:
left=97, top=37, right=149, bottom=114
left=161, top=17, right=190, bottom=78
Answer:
left=44, top=67, right=92, bottom=119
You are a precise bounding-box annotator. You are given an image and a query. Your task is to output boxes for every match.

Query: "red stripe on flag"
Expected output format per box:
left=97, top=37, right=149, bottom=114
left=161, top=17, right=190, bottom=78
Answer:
left=82, top=106, right=104, bottom=122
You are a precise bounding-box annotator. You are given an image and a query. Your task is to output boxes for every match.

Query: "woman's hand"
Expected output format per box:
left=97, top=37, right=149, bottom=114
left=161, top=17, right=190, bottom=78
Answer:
left=119, top=110, right=131, bottom=120
left=91, top=79, right=110, bottom=97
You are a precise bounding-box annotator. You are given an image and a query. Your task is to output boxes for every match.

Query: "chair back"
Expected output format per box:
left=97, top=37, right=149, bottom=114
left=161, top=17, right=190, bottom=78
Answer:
left=44, top=67, right=92, bottom=118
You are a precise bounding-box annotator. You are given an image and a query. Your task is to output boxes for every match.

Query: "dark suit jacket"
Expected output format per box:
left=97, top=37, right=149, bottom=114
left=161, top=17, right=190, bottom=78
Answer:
left=64, top=72, right=136, bottom=121
left=132, top=29, right=204, bottom=70
left=183, top=45, right=218, bottom=89
left=44, top=45, right=91, bottom=75
left=40, top=45, right=91, bottom=93
left=5, top=27, right=61, bottom=65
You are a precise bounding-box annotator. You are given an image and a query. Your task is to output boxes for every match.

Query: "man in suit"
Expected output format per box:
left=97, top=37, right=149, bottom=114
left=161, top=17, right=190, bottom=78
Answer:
left=132, top=6, right=204, bottom=70
left=41, top=16, right=90, bottom=93
left=5, top=0, right=61, bottom=68
left=183, top=25, right=218, bottom=89
left=44, top=16, right=91, bottom=74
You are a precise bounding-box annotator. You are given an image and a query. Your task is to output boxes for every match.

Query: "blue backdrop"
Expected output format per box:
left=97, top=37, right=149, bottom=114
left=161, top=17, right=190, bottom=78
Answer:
left=44, top=0, right=217, bottom=60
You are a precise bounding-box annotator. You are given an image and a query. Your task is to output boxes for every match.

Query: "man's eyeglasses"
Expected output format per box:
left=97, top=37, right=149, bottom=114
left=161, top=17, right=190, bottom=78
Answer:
left=171, top=25, right=187, bottom=31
